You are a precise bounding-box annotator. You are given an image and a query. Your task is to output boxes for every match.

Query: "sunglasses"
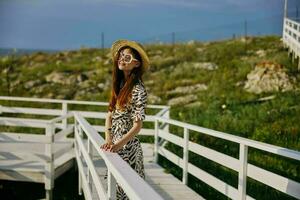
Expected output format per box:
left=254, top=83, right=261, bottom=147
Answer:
left=118, top=52, right=138, bottom=64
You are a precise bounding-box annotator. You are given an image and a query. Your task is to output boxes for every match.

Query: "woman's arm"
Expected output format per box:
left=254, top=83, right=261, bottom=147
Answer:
left=108, top=120, right=142, bottom=152
left=118, top=120, right=142, bottom=146
left=104, top=111, right=113, bottom=143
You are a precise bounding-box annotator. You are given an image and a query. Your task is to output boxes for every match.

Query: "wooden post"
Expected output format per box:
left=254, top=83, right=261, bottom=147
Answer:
left=87, top=138, right=93, bottom=193
left=238, top=144, right=248, bottom=200
left=62, top=102, right=68, bottom=130
left=161, top=107, right=170, bottom=148
left=108, top=169, right=116, bottom=200
left=45, top=123, right=54, bottom=200
left=162, top=108, right=170, bottom=133
left=182, top=127, right=189, bottom=185
left=154, top=119, right=159, bottom=163
left=78, top=126, right=83, bottom=195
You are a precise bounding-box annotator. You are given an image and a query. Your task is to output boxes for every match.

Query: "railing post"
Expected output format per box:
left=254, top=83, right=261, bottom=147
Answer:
left=78, top=125, right=83, bottom=195
left=162, top=107, right=170, bottom=133
left=182, top=127, right=189, bottom=185
left=154, top=118, right=159, bottom=163
left=87, top=138, right=93, bottom=193
left=45, top=122, right=54, bottom=200
left=108, top=169, right=116, bottom=200
left=238, top=143, right=248, bottom=200
left=62, top=102, right=68, bottom=130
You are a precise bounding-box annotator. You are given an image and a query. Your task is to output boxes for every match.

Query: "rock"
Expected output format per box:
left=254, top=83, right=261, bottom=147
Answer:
left=191, top=62, right=218, bottom=70
left=179, top=79, right=195, bottom=85
left=244, top=61, right=296, bottom=94
left=97, top=79, right=110, bottom=90
left=255, top=50, right=266, bottom=57
left=92, top=56, right=102, bottom=62
left=178, top=61, right=218, bottom=71
left=24, top=80, right=42, bottom=89
left=148, top=94, right=162, bottom=104
left=196, top=48, right=204, bottom=52
left=168, top=94, right=198, bottom=106
left=167, top=83, right=208, bottom=95
left=45, top=72, right=76, bottom=85
left=186, top=101, right=202, bottom=108
left=77, top=73, right=88, bottom=83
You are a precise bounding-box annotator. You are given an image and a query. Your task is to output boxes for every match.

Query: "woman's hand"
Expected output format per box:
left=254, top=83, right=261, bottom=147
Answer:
left=100, top=140, right=113, bottom=151
left=107, top=142, right=123, bottom=153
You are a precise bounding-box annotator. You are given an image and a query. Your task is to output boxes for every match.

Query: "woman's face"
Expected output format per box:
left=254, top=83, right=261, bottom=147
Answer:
left=117, top=48, right=140, bottom=72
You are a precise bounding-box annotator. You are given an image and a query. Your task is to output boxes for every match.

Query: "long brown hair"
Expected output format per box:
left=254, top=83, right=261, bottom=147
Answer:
left=108, top=46, right=144, bottom=112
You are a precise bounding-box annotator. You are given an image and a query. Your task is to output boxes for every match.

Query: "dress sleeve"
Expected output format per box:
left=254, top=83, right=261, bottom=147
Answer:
left=131, top=84, right=147, bottom=122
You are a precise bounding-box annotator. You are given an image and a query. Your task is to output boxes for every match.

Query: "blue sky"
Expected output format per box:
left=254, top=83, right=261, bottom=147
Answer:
left=0, top=0, right=298, bottom=50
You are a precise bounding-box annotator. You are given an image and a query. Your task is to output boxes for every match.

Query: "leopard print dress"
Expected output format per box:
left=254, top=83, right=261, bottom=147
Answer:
left=107, top=78, right=147, bottom=200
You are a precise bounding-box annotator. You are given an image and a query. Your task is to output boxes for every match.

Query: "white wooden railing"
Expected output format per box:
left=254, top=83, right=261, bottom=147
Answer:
left=0, top=96, right=169, bottom=200
left=74, top=111, right=163, bottom=200
left=153, top=116, right=300, bottom=200
left=283, top=17, right=300, bottom=60
left=1, top=96, right=300, bottom=200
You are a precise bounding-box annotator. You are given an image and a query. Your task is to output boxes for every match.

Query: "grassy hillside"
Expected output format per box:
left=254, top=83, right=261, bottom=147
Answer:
left=0, top=35, right=299, bottom=199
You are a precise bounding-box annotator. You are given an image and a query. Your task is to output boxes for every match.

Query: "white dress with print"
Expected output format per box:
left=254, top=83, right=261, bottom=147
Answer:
left=108, top=79, right=147, bottom=200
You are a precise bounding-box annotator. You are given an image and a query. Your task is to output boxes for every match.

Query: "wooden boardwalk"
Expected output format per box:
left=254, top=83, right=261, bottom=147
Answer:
left=86, top=143, right=204, bottom=200
left=0, top=140, right=74, bottom=183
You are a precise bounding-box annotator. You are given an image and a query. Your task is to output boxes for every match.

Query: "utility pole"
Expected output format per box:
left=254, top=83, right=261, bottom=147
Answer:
left=101, top=32, right=104, bottom=57
left=171, top=32, right=175, bottom=56
left=284, top=0, right=288, bottom=18
left=244, top=19, right=248, bottom=53
left=101, top=32, right=104, bottom=49
left=171, top=32, right=175, bottom=46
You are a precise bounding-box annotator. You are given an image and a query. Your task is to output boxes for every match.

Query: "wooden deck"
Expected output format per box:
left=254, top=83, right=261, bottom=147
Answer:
left=0, top=139, right=203, bottom=200
left=86, top=143, right=204, bottom=200
left=0, top=141, right=75, bottom=183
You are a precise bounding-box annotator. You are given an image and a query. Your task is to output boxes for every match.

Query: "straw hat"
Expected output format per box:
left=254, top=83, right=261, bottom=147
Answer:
left=111, top=39, right=150, bottom=73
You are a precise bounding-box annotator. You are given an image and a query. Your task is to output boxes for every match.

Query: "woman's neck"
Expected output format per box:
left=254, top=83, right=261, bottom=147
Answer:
left=123, top=70, right=130, bottom=81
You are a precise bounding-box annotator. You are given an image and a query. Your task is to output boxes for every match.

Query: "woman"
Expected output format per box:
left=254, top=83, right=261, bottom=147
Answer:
left=100, top=39, right=149, bottom=199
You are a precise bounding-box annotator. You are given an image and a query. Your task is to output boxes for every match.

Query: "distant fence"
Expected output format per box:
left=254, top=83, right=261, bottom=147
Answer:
left=283, top=17, right=300, bottom=69
left=154, top=116, right=300, bottom=200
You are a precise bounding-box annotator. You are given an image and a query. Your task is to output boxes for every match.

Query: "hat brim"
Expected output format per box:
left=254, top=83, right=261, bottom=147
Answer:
left=111, top=39, right=150, bottom=72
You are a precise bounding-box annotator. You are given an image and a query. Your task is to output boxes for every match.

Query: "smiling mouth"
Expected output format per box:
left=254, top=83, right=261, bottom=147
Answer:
left=119, top=61, right=126, bottom=65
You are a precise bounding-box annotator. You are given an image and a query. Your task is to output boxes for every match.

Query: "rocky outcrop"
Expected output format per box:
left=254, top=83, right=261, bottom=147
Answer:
left=244, top=61, right=296, bottom=94
left=167, top=83, right=208, bottom=95
left=182, top=62, right=218, bottom=71
left=167, top=94, right=198, bottom=106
